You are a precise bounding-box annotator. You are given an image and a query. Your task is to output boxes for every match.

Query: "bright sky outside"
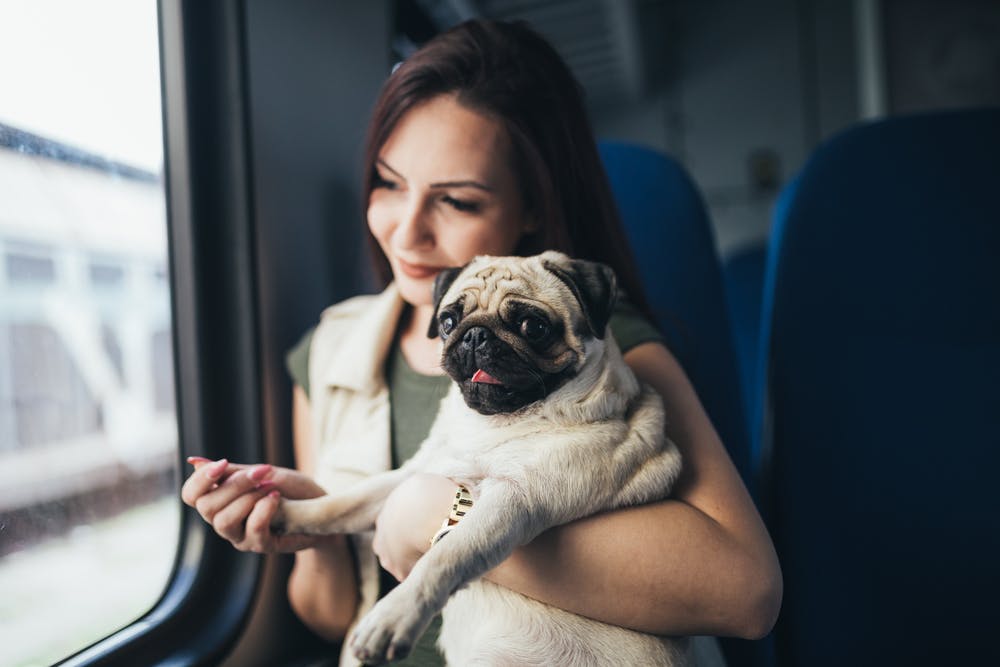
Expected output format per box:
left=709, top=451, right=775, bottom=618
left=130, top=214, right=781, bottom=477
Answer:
left=0, top=0, right=163, bottom=173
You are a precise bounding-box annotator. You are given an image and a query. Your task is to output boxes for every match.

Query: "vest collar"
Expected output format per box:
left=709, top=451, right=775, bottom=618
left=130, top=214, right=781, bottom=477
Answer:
left=320, top=283, right=405, bottom=393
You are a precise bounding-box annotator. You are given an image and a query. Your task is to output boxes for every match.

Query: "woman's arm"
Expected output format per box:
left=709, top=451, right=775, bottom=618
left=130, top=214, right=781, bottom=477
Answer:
left=373, top=342, right=781, bottom=639
left=286, top=386, right=361, bottom=641
left=483, top=342, right=782, bottom=638
left=179, top=385, right=360, bottom=640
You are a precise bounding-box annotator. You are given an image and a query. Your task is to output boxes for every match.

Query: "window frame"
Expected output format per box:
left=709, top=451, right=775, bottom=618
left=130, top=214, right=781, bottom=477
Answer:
left=59, top=1, right=266, bottom=664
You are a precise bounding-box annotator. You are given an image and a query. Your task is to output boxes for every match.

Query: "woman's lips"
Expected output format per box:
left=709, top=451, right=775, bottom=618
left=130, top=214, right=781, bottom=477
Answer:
left=397, top=258, right=445, bottom=279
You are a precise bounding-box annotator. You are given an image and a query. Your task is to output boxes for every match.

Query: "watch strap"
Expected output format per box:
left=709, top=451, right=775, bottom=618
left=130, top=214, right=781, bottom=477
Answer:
left=430, top=485, right=473, bottom=546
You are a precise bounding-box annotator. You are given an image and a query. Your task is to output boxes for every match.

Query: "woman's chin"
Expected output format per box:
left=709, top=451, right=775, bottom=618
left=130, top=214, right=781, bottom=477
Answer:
left=395, top=274, right=436, bottom=307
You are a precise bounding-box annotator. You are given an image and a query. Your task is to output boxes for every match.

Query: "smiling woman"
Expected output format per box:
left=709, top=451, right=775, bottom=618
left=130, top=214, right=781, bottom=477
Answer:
left=367, top=94, right=533, bottom=315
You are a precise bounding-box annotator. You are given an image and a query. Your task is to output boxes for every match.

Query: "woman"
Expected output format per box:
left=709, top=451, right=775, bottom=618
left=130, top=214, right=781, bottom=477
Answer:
left=182, top=19, right=781, bottom=666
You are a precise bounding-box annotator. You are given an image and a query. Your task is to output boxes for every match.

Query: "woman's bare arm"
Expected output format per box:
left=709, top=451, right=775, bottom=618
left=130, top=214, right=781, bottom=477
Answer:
left=480, top=342, right=782, bottom=638
left=286, top=386, right=361, bottom=641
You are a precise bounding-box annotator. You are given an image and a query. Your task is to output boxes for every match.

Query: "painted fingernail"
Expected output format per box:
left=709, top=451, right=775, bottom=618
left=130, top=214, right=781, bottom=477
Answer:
left=267, top=490, right=280, bottom=499
left=247, top=464, right=273, bottom=482
left=206, top=459, right=228, bottom=479
left=255, top=479, right=276, bottom=491
left=187, top=456, right=211, bottom=466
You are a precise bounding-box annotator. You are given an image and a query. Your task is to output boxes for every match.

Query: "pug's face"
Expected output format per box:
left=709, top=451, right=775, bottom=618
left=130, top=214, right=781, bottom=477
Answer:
left=428, top=251, right=617, bottom=415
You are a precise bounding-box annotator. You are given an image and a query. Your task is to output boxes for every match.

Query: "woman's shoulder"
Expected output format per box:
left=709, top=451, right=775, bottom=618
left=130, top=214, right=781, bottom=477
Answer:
left=318, top=291, right=385, bottom=324
left=286, top=290, right=392, bottom=398
left=609, top=296, right=664, bottom=354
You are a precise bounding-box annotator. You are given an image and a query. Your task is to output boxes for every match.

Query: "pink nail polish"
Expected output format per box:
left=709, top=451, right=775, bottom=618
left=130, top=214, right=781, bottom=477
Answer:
left=206, top=459, right=228, bottom=479
left=255, top=479, right=276, bottom=491
left=267, top=490, right=280, bottom=499
left=187, top=456, right=211, bottom=466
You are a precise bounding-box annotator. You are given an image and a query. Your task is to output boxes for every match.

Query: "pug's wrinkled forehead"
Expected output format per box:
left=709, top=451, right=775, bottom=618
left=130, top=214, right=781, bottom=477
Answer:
left=428, top=251, right=618, bottom=344
left=454, top=258, right=567, bottom=310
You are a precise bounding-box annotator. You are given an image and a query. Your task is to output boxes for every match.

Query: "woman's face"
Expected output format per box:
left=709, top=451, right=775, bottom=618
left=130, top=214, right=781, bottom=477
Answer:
left=367, top=94, right=533, bottom=308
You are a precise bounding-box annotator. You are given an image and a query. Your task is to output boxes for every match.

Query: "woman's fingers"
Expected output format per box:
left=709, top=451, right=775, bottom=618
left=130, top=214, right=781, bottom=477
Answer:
left=244, top=491, right=309, bottom=553
left=181, top=458, right=232, bottom=506
left=194, top=467, right=273, bottom=522
left=211, top=485, right=276, bottom=543
left=244, top=490, right=282, bottom=549
left=180, top=459, right=324, bottom=553
left=242, top=492, right=323, bottom=553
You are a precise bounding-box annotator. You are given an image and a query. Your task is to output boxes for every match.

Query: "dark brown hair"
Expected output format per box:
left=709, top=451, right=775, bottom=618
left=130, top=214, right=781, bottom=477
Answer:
left=362, top=19, right=654, bottom=323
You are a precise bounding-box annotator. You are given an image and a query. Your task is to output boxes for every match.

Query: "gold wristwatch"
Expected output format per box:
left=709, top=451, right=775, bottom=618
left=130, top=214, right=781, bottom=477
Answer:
left=430, top=485, right=473, bottom=546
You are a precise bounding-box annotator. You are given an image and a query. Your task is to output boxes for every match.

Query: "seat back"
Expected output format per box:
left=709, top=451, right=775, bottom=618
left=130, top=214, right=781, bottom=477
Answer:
left=759, top=108, right=1000, bottom=665
left=722, top=242, right=767, bottom=455
left=724, top=175, right=800, bottom=466
left=599, top=140, right=752, bottom=490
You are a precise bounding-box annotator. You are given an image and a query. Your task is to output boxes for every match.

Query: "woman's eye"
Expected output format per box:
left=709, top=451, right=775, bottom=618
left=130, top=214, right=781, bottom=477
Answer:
left=442, top=195, right=480, bottom=213
left=439, top=313, right=457, bottom=337
left=519, top=316, right=549, bottom=342
left=373, top=173, right=397, bottom=190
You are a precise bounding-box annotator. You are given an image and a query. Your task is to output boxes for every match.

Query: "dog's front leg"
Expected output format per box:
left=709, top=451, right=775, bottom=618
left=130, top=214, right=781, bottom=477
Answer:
left=349, top=479, right=544, bottom=664
left=272, top=467, right=411, bottom=536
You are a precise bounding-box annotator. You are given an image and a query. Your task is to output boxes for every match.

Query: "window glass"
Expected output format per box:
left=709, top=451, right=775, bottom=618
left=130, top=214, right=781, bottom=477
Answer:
left=89, top=261, right=127, bottom=288
left=5, top=245, right=57, bottom=285
left=0, top=2, right=179, bottom=666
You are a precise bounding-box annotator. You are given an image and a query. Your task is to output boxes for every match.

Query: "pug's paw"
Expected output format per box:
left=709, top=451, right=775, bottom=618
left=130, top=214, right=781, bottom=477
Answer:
left=269, top=498, right=314, bottom=535
left=350, top=589, right=433, bottom=664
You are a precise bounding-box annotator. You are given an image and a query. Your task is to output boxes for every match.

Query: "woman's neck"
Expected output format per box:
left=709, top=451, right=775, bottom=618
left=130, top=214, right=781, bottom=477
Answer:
left=399, top=304, right=446, bottom=375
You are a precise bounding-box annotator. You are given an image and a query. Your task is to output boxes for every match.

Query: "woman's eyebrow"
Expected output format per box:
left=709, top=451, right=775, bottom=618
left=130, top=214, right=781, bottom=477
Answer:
left=429, top=178, right=494, bottom=192
left=376, top=158, right=405, bottom=180
left=378, top=157, right=493, bottom=192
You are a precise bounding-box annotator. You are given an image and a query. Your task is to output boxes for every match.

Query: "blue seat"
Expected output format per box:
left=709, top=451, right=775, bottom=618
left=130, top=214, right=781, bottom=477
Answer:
left=599, top=141, right=752, bottom=492
left=724, top=175, right=799, bottom=465
left=758, top=108, right=1000, bottom=666
left=722, top=243, right=767, bottom=453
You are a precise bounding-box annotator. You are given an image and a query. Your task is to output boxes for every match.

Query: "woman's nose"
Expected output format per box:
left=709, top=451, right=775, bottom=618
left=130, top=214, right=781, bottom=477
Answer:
left=395, top=196, right=433, bottom=248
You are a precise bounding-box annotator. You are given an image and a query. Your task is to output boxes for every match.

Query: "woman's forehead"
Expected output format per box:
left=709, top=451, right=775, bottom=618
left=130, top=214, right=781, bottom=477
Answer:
left=380, top=95, right=514, bottom=182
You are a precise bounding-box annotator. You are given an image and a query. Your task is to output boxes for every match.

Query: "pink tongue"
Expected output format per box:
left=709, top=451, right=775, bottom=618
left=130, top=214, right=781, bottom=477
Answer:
left=471, top=369, right=504, bottom=385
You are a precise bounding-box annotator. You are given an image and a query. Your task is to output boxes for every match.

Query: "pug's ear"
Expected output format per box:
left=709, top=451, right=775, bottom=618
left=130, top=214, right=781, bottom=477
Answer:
left=427, top=266, right=464, bottom=338
left=543, top=258, right=618, bottom=339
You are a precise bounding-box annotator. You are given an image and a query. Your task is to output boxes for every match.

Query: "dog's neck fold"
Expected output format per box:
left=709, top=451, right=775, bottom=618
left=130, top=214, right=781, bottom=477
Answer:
left=539, top=334, right=639, bottom=426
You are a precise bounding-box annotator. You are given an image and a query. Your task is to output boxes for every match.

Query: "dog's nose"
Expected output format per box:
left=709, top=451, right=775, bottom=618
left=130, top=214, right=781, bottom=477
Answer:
left=462, top=326, right=494, bottom=349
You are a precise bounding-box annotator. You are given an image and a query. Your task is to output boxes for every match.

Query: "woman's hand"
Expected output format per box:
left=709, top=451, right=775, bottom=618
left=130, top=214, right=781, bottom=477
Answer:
left=181, top=457, right=328, bottom=554
left=372, top=472, right=457, bottom=581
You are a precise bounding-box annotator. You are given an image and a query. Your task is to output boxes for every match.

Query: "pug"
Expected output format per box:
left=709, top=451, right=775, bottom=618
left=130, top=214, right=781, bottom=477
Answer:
left=274, top=251, right=688, bottom=665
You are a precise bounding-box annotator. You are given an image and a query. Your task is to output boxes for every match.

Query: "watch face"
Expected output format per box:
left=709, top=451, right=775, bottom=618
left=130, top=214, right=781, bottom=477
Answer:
left=452, top=486, right=473, bottom=521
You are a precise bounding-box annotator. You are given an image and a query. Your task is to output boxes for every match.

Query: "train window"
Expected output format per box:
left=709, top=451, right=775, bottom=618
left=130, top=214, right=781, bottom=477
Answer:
left=5, top=245, right=57, bottom=285
left=0, top=2, right=179, bottom=666
left=88, top=260, right=126, bottom=288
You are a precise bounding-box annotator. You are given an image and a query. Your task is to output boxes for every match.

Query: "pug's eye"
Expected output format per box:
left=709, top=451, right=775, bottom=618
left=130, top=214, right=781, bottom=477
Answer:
left=439, top=313, right=457, bottom=337
left=519, top=316, right=550, bottom=342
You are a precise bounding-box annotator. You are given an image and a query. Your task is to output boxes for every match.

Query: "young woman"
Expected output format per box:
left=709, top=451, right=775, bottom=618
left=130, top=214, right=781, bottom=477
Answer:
left=181, top=19, right=781, bottom=666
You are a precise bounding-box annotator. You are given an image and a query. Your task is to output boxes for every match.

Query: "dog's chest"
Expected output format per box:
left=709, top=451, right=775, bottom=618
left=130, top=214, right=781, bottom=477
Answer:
left=417, top=390, right=552, bottom=480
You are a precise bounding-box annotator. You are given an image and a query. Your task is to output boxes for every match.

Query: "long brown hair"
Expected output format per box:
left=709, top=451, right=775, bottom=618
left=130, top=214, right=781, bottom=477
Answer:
left=361, top=19, right=655, bottom=323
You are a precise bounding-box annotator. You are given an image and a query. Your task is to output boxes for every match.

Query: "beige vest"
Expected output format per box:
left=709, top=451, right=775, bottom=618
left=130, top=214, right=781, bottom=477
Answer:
left=307, top=284, right=404, bottom=667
